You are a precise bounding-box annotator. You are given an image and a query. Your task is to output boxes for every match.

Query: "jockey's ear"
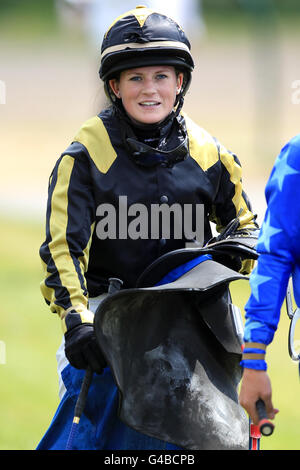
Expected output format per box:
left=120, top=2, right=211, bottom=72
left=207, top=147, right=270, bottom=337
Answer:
left=108, top=78, right=121, bottom=99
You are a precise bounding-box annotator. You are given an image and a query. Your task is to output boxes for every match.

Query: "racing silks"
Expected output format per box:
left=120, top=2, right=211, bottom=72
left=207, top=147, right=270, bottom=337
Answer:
left=39, top=107, right=257, bottom=327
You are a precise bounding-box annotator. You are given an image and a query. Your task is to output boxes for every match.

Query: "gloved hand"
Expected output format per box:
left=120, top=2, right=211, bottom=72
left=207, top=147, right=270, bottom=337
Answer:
left=64, top=323, right=107, bottom=374
left=63, top=307, right=106, bottom=374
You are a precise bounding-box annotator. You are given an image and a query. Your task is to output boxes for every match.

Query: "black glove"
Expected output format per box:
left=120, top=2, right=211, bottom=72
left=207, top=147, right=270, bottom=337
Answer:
left=64, top=323, right=106, bottom=374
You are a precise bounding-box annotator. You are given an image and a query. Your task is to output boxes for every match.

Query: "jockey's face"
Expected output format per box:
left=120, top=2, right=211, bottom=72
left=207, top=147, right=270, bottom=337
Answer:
left=109, top=65, right=183, bottom=125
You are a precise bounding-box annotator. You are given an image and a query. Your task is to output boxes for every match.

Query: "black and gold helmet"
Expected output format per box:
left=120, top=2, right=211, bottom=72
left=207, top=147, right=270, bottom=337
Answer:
left=99, top=5, right=194, bottom=98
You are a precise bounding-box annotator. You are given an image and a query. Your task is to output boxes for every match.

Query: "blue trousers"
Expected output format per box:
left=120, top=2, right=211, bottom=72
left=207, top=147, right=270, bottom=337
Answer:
left=37, top=364, right=183, bottom=450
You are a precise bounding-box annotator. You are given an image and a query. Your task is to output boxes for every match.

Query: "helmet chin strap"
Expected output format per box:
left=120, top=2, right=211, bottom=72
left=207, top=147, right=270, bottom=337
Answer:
left=104, top=78, right=187, bottom=165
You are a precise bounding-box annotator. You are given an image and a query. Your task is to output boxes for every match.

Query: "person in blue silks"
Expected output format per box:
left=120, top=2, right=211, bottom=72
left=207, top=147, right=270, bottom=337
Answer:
left=239, top=135, right=300, bottom=426
left=37, top=6, right=257, bottom=450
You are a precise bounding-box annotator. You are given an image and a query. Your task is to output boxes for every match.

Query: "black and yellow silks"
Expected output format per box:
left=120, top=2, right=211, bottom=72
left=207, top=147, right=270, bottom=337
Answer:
left=39, top=108, right=257, bottom=333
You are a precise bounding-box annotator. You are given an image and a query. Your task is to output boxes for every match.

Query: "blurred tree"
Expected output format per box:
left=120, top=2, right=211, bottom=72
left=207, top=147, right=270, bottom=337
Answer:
left=201, top=0, right=300, bottom=14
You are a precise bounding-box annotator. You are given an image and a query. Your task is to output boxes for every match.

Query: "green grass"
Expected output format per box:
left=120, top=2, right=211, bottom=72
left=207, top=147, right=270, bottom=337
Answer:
left=0, top=215, right=299, bottom=450
left=0, top=215, right=61, bottom=450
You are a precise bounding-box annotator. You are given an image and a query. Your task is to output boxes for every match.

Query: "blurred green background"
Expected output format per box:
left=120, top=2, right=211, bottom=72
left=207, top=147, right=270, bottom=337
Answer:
left=0, top=0, right=299, bottom=450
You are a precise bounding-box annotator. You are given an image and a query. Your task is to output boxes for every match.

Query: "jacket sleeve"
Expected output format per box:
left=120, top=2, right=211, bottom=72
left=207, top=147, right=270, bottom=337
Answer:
left=183, top=114, right=257, bottom=236
left=241, top=137, right=300, bottom=370
left=209, top=140, right=257, bottom=234
left=209, top=140, right=258, bottom=274
left=39, top=144, right=96, bottom=330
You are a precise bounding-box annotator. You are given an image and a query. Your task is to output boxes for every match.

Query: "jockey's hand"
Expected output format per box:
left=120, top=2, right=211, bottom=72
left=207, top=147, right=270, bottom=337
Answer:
left=64, top=323, right=106, bottom=374
left=239, top=368, right=279, bottom=425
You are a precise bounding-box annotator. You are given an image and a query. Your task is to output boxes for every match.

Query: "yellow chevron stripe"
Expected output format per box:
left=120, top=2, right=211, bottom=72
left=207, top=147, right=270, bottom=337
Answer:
left=47, top=155, right=88, bottom=317
left=74, top=116, right=117, bottom=174
left=184, top=113, right=219, bottom=171
left=219, top=144, right=255, bottom=229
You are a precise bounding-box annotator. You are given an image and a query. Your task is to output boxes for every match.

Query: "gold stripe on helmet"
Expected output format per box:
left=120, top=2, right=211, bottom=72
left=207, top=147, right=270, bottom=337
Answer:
left=104, top=6, right=154, bottom=37
left=101, top=40, right=191, bottom=60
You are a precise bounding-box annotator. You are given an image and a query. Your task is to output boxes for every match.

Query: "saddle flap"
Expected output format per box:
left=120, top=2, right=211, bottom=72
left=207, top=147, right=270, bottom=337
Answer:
left=94, top=287, right=248, bottom=450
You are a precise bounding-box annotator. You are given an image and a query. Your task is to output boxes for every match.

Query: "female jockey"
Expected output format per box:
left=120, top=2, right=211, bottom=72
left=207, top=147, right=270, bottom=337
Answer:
left=37, top=6, right=257, bottom=450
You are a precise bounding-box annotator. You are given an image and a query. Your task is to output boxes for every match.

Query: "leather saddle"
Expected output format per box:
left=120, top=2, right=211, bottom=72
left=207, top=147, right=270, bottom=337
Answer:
left=94, top=236, right=257, bottom=449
